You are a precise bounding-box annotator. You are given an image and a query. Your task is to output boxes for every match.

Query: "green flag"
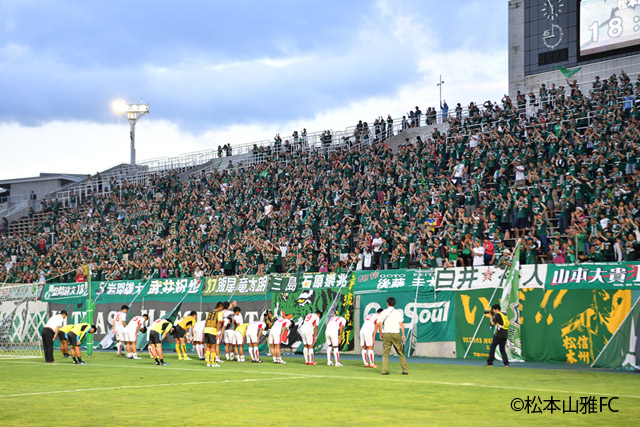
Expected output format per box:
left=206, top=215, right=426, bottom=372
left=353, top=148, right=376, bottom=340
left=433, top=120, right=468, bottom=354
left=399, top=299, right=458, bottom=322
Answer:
left=163, top=301, right=184, bottom=324
left=500, top=243, right=524, bottom=362
left=592, top=297, right=640, bottom=370
left=558, top=66, right=581, bottom=78
left=260, top=170, right=268, bottom=178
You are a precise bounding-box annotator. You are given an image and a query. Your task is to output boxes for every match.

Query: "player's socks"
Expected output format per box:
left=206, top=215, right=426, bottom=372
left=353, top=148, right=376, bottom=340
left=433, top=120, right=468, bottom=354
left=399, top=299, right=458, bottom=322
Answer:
left=327, top=348, right=332, bottom=363
left=368, top=350, right=375, bottom=366
left=116, top=342, right=122, bottom=355
left=303, top=347, right=309, bottom=363
left=362, top=349, right=368, bottom=365
left=175, top=343, right=182, bottom=359
left=254, top=348, right=259, bottom=361
left=273, top=355, right=277, bottom=362
left=334, top=348, right=339, bottom=362
left=72, top=356, right=78, bottom=363
left=181, top=343, right=187, bottom=357
left=205, top=350, right=211, bottom=364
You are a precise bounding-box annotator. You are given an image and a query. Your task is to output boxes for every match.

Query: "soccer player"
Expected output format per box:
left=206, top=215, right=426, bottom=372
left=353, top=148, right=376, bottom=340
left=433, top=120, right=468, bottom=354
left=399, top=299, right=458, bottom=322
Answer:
left=360, top=308, right=383, bottom=368
left=204, top=303, right=223, bottom=367
left=246, top=311, right=273, bottom=363
left=42, top=310, right=67, bottom=363
left=216, top=302, right=232, bottom=363
left=268, top=317, right=292, bottom=364
left=300, top=310, right=322, bottom=365
left=67, top=323, right=97, bottom=365
left=112, top=305, right=129, bottom=356
left=191, top=319, right=206, bottom=360
left=174, top=311, right=197, bottom=360
left=149, top=319, right=174, bottom=366
left=58, top=323, right=74, bottom=358
left=123, top=313, right=148, bottom=359
left=325, top=315, right=347, bottom=366
left=230, top=307, right=246, bottom=362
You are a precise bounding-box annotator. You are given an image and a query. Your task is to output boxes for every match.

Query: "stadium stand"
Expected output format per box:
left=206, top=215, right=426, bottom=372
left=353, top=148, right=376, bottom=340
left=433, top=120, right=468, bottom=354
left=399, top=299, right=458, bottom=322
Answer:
left=2, top=71, right=640, bottom=283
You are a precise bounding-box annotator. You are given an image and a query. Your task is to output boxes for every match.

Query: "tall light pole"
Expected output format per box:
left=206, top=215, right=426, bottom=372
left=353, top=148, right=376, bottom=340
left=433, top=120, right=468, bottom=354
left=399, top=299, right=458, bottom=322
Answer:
left=436, top=74, right=445, bottom=113
left=112, top=100, right=149, bottom=165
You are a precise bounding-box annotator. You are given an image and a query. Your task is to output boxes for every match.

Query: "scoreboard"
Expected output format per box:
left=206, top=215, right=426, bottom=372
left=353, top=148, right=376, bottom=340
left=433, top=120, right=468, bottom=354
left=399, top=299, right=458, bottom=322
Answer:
left=523, top=0, right=640, bottom=76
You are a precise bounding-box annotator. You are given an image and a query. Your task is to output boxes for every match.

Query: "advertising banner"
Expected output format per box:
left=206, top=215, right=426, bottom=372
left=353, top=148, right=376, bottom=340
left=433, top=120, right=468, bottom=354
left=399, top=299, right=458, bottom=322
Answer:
left=353, top=269, right=432, bottom=293
left=545, top=262, right=640, bottom=290
left=359, top=289, right=455, bottom=343
left=269, top=272, right=352, bottom=292
left=202, top=275, right=269, bottom=296
left=521, top=288, right=632, bottom=364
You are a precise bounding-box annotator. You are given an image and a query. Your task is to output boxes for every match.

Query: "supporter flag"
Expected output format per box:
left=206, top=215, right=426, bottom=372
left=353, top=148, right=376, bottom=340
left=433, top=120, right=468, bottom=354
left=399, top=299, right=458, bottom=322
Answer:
left=500, top=243, right=524, bottom=362
left=558, top=66, right=581, bottom=78
left=260, top=170, right=268, bottom=178
left=163, top=301, right=183, bottom=325
left=592, top=297, right=640, bottom=371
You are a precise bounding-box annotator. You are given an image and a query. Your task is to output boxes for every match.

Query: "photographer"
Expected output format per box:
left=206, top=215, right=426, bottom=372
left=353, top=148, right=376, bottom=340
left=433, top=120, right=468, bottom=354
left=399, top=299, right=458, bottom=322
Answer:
left=485, top=304, right=509, bottom=367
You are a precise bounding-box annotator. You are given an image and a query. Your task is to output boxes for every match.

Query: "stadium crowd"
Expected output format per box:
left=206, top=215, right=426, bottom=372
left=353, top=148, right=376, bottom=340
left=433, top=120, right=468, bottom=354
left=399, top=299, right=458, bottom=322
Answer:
left=3, top=70, right=640, bottom=284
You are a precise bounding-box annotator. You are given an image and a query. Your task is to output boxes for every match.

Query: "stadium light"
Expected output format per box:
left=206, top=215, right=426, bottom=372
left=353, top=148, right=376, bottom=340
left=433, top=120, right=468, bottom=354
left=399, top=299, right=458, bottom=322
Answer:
left=436, top=75, right=445, bottom=110
left=112, top=99, right=149, bottom=165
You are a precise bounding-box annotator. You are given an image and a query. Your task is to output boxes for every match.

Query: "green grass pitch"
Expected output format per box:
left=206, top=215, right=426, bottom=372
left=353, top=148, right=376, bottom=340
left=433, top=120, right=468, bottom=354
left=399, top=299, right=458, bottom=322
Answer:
left=0, top=353, right=638, bottom=426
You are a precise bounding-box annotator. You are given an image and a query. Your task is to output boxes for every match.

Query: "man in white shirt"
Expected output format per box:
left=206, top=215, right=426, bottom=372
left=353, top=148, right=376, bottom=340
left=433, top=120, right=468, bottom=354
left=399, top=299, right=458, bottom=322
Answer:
left=472, top=240, right=485, bottom=266
left=325, top=316, right=347, bottom=366
left=42, top=310, right=67, bottom=363
left=377, top=297, right=408, bottom=375
left=300, top=310, right=322, bottom=365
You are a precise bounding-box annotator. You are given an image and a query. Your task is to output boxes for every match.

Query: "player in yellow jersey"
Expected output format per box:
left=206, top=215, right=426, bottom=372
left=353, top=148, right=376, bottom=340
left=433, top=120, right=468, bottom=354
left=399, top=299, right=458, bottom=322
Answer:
left=174, top=311, right=197, bottom=360
left=204, top=303, right=223, bottom=367
left=149, top=319, right=174, bottom=366
left=67, top=323, right=97, bottom=365
left=57, top=323, right=74, bottom=358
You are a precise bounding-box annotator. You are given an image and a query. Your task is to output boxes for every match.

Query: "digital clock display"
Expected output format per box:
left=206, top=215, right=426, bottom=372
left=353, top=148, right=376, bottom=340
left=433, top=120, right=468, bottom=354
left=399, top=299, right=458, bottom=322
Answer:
left=580, top=0, right=640, bottom=56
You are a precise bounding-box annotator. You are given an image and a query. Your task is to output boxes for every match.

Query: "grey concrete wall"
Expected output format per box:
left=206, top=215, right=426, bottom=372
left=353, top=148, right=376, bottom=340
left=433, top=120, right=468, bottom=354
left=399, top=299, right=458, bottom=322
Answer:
left=509, top=0, right=526, bottom=99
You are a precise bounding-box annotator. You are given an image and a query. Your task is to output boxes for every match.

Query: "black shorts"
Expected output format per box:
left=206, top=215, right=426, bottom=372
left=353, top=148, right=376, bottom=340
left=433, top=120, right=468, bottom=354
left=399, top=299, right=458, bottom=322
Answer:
left=67, top=332, right=79, bottom=346
left=174, top=325, right=186, bottom=339
left=204, top=333, right=216, bottom=344
left=149, top=331, right=162, bottom=345
left=58, top=333, right=68, bottom=342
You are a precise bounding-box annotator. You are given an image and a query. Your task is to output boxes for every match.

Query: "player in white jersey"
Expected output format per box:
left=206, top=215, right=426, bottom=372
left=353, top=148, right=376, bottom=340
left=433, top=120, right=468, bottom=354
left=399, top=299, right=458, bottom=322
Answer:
left=325, top=315, right=347, bottom=366
left=191, top=320, right=206, bottom=360
left=216, top=302, right=232, bottom=363
left=246, top=311, right=273, bottom=363
left=229, top=307, right=246, bottom=362
left=123, top=313, right=148, bottom=359
left=112, top=305, right=129, bottom=356
left=360, top=308, right=383, bottom=368
left=300, top=310, right=322, bottom=365
left=268, top=318, right=292, bottom=364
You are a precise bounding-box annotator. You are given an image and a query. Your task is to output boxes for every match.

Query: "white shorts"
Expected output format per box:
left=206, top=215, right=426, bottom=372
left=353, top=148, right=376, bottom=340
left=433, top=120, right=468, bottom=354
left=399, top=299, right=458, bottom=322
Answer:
left=325, top=333, right=340, bottom=347
left=115, top=328, right=124, bottom=341
left=223, top=330, right=235, bottom=344
left=360, top=328, right=375, bottom=347
left=232, top=331, right=244, bottom=345
left=268, top=331, right=281, bottom=345
left=246, top=328, right=259, bottom=344
left=193, top=327, right=205, bottom=342
left=300, top=329, right=314, bottom=345
left=122, top=329, right=137, bottom=343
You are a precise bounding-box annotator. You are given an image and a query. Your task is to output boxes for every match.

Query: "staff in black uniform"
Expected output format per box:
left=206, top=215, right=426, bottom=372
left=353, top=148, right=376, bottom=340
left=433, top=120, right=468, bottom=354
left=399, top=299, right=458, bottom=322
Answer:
left=485, top=304, right=510, bottom=367
left=41, top=310, right=67, bottom=363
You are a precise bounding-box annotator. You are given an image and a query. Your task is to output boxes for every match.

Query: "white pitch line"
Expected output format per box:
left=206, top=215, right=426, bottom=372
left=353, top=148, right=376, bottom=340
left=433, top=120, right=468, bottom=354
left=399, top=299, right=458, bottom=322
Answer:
left=0, top=376, right=306, bottom=398
left=2, top=360, right=639, bottom=400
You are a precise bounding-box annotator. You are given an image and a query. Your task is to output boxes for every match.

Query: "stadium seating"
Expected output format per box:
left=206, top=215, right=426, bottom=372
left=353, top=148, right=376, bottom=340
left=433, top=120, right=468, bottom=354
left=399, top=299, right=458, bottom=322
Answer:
left=2, top=71, right=639, bottom=283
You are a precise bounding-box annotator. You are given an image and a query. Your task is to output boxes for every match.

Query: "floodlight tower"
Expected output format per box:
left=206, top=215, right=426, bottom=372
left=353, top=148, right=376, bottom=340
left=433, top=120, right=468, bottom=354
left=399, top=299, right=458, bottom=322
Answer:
left=112, top=100, right=149, bottom=165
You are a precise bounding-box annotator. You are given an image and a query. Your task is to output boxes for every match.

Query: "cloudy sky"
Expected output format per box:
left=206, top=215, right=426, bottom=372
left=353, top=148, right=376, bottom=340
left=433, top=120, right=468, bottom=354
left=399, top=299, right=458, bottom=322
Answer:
left=0, top=0, right=508, bottom=181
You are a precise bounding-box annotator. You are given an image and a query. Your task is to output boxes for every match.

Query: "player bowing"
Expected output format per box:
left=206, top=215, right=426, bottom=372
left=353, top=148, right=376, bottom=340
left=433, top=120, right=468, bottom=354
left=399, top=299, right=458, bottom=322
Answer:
left=360, top=308, right=383, bottom=368
left=149, top=319, right=174, bottom=366
left=174, top=311, right=197, bottom=360
left=246, top=311, right=273, bottom=363
left=325, top=315, right=347, bottom=367
left=269, top=317, right=292, bottom=364
left=123, top=313, right=148, bottom=359
left=300, top=310, right=322, bottom=365
left=67, top=323, right=97, bottom=365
